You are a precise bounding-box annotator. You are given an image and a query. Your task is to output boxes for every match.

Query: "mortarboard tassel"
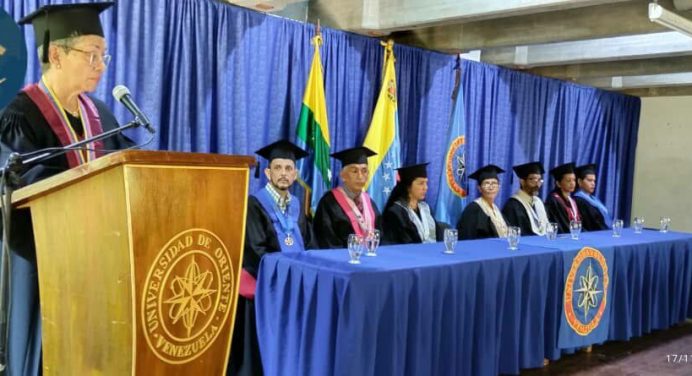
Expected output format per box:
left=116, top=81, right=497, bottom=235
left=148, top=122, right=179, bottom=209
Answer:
left=41, top=29, right=50, bottom=63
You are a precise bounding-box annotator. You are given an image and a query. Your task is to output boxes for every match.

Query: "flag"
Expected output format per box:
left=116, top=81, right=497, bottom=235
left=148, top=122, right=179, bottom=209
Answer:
left=296, top=34, right=332, bottom=215
left=434, top=59, right=468, bottom=226
left=363, top=40, right=401, bottom=210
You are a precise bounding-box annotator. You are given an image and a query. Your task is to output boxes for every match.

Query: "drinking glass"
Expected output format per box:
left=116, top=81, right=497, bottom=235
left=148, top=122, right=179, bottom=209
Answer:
left=507, top=226, right=521, bottom=250
left=633, top=217, right=645, bottom=234
left=612, top=219, right=624, bottom=237
left=443, top=228, right=458, bottom=254
left=569, top=220, right=582, bottom=240
left=347, top=234, right=364, bottom=264
left=365, top=229, right=381, bottom=257
left=660, top=217, right=671, bottom=233
left=546, top=222, right=558, bottom=241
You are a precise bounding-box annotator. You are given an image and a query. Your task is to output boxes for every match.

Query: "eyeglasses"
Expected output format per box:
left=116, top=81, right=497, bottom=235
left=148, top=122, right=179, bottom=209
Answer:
left=60, top=45, right=111, bottom=67
left=526, top=177, right=544, bottom=184
left=481, top=181, right=500, bottom=189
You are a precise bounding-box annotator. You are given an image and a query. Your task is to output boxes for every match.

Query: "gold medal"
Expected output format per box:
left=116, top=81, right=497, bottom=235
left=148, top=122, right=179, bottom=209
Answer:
left=284, top=235, right=294, bottom=246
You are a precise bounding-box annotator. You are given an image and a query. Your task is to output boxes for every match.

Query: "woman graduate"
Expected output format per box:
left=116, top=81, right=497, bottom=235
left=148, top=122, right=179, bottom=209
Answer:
left=544, top=162, right=582, bottom=233
left=382, top=163, right=445, bottom=244
left=456, top=164, right=509, bottom=240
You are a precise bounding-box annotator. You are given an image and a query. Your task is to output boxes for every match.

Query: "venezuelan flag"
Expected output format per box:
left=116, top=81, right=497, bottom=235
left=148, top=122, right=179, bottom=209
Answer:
left=363, top=40, right=401, bottom=210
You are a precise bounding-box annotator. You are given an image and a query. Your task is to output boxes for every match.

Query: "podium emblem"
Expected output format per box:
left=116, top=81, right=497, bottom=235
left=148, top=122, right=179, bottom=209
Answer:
left=142, top=229, right=235, bottom=364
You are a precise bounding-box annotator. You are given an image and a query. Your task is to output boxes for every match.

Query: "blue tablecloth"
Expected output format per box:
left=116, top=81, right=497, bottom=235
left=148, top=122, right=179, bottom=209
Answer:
left=255, top=229, right=692, bottom=375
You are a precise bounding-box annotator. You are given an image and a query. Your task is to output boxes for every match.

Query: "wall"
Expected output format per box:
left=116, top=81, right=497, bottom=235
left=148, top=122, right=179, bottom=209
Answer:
left=632, top=96, right=692, bottom=232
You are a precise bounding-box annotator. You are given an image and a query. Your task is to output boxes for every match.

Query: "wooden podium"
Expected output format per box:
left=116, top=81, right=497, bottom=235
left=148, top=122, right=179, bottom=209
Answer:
left=12, top=150, right=255, bottom=375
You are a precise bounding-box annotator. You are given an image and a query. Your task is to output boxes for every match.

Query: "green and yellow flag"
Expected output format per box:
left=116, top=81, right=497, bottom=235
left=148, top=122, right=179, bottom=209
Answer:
left=296, top=34, right=332, bottom=215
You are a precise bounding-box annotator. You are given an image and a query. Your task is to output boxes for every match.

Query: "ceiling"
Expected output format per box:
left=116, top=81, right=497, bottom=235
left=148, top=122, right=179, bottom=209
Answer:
left=228, top=0, right=692, bottom=97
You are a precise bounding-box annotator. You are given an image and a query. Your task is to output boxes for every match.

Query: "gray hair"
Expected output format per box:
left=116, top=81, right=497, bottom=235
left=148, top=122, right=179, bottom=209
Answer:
left=36, top=32, right=82, bottom=73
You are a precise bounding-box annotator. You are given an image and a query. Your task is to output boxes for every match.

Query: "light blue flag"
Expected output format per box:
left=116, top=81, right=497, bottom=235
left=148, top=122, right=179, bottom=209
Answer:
left=435, top=61, right=468, bottom=226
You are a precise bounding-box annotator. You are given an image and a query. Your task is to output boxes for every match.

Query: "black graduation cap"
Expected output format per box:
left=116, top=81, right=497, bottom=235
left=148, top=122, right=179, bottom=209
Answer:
left=512, top=161, right=545, bottom=179
left=330, top=146, right=376, bottom=166
left=549, top=162, right=576, bottom=181
left=468, top=164, right=505, bottom=183
left=255, top=139, right=308, bottom=163
left=18, top=2, right=114, bottom=63
left=254, top=139, right=308, bottom=178
left=396, top=163, right=429, bottom=183
left=575, top=163, right=597, bottom=180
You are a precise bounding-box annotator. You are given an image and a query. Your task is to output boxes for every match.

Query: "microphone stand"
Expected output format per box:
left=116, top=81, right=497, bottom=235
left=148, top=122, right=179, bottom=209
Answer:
left=0, top=118, right=144, bottom=372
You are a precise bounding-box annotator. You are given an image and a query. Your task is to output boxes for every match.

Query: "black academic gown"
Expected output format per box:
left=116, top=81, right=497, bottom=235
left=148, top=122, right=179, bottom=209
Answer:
left=502, top=198, right=538, bottom=236
left=0, top=92, right=133, bottom=376
left=574, top=196, right=608, bottom=231
left=228, top=195, right=314, bottom=376
left=313, top=190, right=382, bottom=249
left=382, top=203, right=445, bottom=245
left=456, top=201, right=504, bottom=240
left=544, top=189, right=581, bottom=234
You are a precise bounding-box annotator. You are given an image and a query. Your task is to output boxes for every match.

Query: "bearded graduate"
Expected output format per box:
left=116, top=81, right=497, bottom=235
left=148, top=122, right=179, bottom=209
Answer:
left=229, top=140, right=314, bottom=376
left=313, top=146, right=382, bottom=248
left=382, top=163, right=444, bottom=244
left=544, top=162, right=582, bottom=233
left=502, top=161, right=549, bottom=236
left=0, top=3, right=132, bottom=375
left=456, top=164, right=509, bottom=240
left=574, top=163, right=611, bottom=231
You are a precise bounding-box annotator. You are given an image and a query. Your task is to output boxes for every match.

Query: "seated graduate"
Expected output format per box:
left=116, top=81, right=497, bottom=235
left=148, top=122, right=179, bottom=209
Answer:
left=0, top=3, right=133, bottom=375
left=382, top=163, right=444, bottom=244
left=544, top=162, right=581, bottom=233
left=456, top=164, right=509, bottom=240
left=502, top=161, right=549, bottom=236
left=313, top=146, right=382, bottom=248
left=574, top=163, right=611, bottom=231
left=229, top=140, right=314, bottom=376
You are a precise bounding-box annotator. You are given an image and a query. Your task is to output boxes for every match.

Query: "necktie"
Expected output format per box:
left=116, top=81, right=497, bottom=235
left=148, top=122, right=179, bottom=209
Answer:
left=354, top=195, right=364, bottom=213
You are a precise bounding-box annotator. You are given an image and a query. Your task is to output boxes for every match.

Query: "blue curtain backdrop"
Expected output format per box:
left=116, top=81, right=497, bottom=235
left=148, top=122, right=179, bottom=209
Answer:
left=3, top=0, right=457, bottom=200
left=2, top=0, right=639, bottom=219
left=461, top=61, right=640, bottom=222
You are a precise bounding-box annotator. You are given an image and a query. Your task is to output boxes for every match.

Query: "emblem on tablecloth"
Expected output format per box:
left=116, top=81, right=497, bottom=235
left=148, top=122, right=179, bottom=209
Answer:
left=563, top=246, right=609, bottom=336
left=142, top=229, right=234, bottom=364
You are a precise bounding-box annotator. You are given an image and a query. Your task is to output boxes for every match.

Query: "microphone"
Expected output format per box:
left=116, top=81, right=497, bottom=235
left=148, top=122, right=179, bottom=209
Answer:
left=112, top=85, right=155, bottom=134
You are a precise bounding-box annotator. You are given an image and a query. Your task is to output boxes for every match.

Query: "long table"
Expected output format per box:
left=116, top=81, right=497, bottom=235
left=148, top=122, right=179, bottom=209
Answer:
left=255, top=229, right=692, bottom=375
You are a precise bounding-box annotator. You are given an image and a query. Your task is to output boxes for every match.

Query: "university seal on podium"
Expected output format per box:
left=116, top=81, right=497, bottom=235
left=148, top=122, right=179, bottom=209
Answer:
left=563, top=246, right=609, bottom=336
left=141, top=229, right=234, bottom=364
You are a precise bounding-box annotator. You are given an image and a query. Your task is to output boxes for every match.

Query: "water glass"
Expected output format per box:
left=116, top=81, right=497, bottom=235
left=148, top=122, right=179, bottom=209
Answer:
left=660, top=217, right=671, bottom=233
left=347, top=234, right=364, bottom=264
left=612, top=219, right=624, bottom=237
left=569, top=220, right=582, bottom=240
left=443, top=228, right=458, bottom=254
left=633, top=217, right=645, bottom=234
left=545, top=222, right=558, bottom=241
left=507, top=226, right=521, bottom=250
left=365, top=229, right=381, bottom=257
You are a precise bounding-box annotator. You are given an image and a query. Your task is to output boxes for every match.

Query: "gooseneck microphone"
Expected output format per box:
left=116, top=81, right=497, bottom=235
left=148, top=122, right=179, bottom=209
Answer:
left=112, top=85, right=155, bottom=134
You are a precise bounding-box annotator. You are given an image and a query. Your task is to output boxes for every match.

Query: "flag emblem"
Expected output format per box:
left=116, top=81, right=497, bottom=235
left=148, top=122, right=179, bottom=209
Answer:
left=445, top=135, right=467, bottom=198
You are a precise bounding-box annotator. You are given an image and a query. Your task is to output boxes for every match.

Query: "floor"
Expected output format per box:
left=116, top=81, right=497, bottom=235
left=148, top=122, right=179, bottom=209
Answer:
left=521, top=321, right=692, bottom=376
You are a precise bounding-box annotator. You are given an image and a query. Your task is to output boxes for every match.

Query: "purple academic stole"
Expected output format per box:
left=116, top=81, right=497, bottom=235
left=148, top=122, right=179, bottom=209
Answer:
left=23, top=83, right=104, bottom=168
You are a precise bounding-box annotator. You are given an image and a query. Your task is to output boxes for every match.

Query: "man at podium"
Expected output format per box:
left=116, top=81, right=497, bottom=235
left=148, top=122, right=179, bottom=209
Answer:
left=0, top=2, right=132, bottom=374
